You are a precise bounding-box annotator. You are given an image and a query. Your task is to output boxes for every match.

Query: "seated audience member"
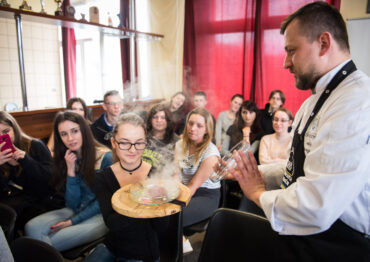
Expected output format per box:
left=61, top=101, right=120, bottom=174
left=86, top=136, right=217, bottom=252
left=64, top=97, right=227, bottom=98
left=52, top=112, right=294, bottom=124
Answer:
left=221, top=100, right=263, bottom=157
left=192, top=91, right=216, bottom=143
left=142, top=103, right=179, bottom=169
left=0, top=111, right=53, bottom=230
left=25, top=111, right=111, bottom=251
left=175, top=108, right=220, bottom=253
left=91, top=90, right=123, bottom=148
left=259, top=108, right=293, bottom=165
left=167, top=91, right=187, bottom=135
left=220, top=101, right=263, bottom=210
left=47, top=97, right=91, bottom=155
left=260, top=90, right=285, bottom=135
left=85, top=113, right=168, bottom=262
left=215, top=94, right=244, bottom=149
left=192, top=91, right=208, bottom=109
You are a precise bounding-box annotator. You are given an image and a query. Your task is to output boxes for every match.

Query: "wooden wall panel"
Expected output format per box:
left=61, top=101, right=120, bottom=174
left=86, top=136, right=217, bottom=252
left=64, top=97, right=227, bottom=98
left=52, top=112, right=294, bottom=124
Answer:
left=10, top=99, right=164, bottom=139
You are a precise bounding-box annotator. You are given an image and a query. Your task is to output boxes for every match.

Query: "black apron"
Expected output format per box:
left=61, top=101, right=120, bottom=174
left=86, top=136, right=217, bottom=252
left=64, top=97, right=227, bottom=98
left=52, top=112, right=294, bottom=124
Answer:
left=277, top=61, right=370, bottom=262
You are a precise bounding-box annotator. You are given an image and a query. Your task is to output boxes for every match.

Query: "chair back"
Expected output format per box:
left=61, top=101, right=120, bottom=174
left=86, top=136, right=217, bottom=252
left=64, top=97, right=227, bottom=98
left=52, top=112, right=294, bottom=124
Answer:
left=11, top=237, right=64, bottom=262
left=198, top=208, right=279, bottom=262
left=0, top=203, right=17, bottom=242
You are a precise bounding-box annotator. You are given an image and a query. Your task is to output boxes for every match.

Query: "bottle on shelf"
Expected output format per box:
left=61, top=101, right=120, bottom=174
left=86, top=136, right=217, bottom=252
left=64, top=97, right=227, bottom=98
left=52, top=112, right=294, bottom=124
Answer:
left=107, top=12, right=113, bottom=26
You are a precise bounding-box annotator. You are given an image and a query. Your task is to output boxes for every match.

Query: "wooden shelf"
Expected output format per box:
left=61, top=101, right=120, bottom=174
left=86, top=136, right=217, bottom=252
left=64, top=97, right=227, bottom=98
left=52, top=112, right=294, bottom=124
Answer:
left=0, top=6, right=164, bottom=40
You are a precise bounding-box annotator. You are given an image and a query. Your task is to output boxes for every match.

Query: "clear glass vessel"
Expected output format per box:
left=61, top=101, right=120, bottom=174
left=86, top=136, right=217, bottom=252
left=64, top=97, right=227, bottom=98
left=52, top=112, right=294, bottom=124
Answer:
left=210, top=140, right=250, bottom=182
left=130, top=179, right=180, bottom=205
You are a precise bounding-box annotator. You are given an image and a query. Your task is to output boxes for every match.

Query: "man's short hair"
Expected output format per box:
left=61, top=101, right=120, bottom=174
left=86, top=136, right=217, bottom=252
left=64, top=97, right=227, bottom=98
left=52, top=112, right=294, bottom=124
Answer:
left=103, top=90, right=120, bottom=103
left=194, top=91, right=207, bottom=99
left=280, top=2, right=349, bottom=52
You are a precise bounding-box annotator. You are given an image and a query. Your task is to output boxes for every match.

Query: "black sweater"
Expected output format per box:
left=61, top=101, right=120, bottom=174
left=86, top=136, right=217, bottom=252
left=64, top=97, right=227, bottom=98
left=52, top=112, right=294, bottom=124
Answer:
left=95, top=167, right=168, bottom=261
left=90, top=113, right=112, bottom=148
left=260, top=103, right=274, bottom=135
left=0, top=139, right=52, bottom=200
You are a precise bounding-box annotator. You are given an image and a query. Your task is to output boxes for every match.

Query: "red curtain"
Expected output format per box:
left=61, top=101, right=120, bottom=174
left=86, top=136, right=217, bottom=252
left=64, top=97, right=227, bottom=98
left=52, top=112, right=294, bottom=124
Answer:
left=120, top=0, right=131, bottom=85
left=61, top=0, right=76, bottom=100
left=184, top=0, right=340, bottom=117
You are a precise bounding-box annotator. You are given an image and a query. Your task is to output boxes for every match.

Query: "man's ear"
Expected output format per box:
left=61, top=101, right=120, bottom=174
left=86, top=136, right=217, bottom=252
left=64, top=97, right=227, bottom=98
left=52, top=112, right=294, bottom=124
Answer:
left=102, top=103, right=107, bottom=111
left=318, top=32, right=331, bottom=56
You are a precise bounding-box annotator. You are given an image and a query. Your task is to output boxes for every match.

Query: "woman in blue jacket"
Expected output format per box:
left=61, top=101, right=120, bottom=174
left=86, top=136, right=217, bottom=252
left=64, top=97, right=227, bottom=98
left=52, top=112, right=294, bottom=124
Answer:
left=25, top=111, right=112, bottom=251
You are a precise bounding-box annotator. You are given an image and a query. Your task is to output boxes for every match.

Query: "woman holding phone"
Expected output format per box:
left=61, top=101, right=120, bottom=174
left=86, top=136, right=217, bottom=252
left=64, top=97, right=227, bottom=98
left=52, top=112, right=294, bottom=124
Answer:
left=25, top=111, right=111, bottom=251
left=0, top=111, right=53, bottom=230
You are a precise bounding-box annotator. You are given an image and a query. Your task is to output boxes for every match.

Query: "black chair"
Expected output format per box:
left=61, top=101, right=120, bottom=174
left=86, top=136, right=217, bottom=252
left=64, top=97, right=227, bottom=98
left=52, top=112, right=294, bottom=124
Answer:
left=183, top=180, right=226, bottom=237
left=159, top=212, right=183, bottom=262
left=61, top=235, right=106, bottom=260
left=0, top=203, right=17, bottom=242
left=198, top=208, right=279, bottom=262
left=11, top=236, right=64, bottom=262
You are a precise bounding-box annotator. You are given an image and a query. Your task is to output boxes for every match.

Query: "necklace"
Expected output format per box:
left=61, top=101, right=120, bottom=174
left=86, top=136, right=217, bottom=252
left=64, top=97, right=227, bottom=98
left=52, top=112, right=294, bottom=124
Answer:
left=119, top=159, right=142, bottom=175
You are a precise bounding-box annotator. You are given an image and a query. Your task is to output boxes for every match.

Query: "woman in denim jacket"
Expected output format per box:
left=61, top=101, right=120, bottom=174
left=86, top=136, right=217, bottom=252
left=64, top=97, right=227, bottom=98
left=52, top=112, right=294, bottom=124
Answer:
left=25, top=111, right=112, bottom=251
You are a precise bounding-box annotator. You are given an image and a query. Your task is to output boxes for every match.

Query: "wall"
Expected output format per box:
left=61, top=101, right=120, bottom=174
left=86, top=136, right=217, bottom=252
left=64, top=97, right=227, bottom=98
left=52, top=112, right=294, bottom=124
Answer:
left=340, top=0, right=370, bottom=21
left=149, top=0, right=185, bottom=100
left=0, top=0, right=63, bottom=111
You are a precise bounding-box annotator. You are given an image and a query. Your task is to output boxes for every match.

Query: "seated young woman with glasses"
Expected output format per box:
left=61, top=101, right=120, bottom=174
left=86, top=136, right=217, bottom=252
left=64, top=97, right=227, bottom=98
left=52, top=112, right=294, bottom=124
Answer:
left=85, top=113, right=168, bottom=262
left=258, top=108, right=293, bottom=165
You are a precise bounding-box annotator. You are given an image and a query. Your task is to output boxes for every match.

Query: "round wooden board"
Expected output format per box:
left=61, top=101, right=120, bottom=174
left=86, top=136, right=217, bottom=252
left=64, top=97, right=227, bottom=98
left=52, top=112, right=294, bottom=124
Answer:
left=112, top=183, right=191, bottom=218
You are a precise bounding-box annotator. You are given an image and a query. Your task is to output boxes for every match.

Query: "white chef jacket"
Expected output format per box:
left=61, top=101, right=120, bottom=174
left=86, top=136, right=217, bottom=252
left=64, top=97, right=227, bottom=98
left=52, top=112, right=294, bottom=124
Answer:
left=260, top=59, right=370, bottom=236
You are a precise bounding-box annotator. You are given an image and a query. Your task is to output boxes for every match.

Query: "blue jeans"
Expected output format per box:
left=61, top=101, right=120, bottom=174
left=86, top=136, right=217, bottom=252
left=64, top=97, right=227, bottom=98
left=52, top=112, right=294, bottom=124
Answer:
left=84, top=243, right=160, bottom=262
left=24, top=207, right=108, bottom=251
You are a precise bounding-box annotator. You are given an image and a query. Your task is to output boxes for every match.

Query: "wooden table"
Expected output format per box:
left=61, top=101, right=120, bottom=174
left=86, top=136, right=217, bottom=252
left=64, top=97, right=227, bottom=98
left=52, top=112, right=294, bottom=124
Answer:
left=112, top=183, right=191, bottom=218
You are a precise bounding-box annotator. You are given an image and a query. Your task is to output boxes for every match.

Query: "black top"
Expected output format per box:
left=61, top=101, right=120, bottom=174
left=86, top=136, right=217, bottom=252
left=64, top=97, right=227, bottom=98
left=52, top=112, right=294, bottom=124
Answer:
left=226, top=124, right=263, bottom=151
left=95, top=167, right=168, bottom=261
left=90, top=113, right=112, bottom=148
left=260, top=103, right=274, bottom=135
left=169, top=109, right=186, bottom=135
left=0, top=139, right=52, bottom=200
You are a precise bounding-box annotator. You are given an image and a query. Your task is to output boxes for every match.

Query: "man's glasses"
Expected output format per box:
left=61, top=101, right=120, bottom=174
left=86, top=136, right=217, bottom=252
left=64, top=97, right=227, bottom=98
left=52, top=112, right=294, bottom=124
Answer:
left=273, top=118, right=290, bottom=123
left=113, top=137, right=146, bottom=151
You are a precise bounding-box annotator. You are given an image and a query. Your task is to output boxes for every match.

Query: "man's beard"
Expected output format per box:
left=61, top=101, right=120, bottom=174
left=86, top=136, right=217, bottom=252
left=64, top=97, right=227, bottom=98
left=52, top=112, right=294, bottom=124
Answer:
left=294, top=66, right=321, bottom=91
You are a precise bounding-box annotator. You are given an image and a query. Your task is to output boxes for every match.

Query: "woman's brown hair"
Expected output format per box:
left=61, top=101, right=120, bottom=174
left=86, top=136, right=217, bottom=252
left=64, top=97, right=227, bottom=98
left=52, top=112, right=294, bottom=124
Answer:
left=182, top=107, right=214, bottom=165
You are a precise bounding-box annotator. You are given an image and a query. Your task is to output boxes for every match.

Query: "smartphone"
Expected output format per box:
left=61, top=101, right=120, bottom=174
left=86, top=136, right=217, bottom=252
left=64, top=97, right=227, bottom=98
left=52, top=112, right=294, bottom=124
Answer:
left=0, top=133, right=16, bottom=153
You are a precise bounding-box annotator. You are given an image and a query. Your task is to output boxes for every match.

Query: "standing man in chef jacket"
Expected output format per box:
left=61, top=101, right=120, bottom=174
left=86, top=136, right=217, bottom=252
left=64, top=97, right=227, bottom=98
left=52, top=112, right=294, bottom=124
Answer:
left=230, top=2, right=370, bottom=261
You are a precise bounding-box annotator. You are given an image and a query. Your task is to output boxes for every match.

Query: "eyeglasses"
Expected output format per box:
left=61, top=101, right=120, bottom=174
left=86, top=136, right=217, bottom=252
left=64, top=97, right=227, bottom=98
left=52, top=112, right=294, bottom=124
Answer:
left=273, top=118, right=290, bottom=123
left=105, top=101, right=122, bottom=106
left=113, top=137, right=146, bottom=151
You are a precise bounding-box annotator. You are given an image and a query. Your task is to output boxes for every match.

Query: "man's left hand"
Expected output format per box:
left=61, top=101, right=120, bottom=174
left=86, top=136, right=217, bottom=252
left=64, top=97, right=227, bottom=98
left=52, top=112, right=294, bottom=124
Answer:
left=229, top=150, right=266, bottom=207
